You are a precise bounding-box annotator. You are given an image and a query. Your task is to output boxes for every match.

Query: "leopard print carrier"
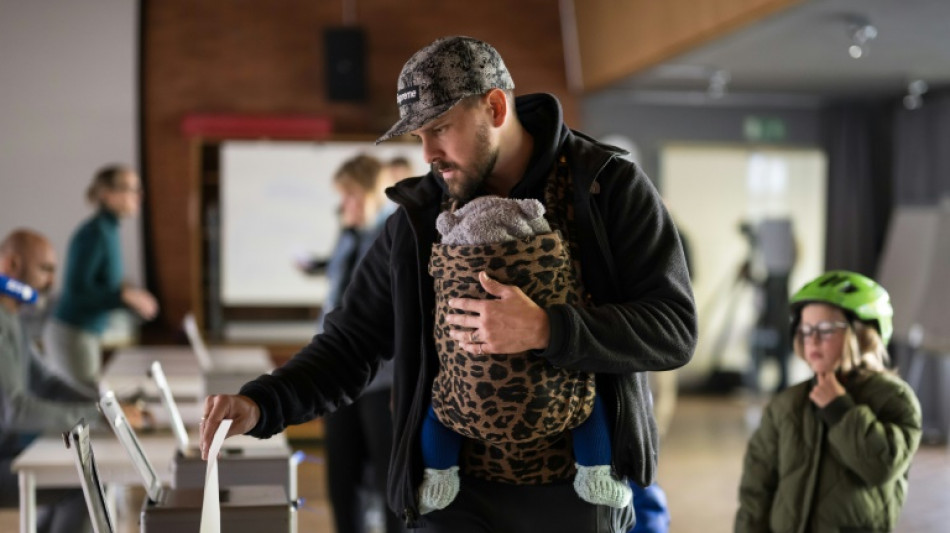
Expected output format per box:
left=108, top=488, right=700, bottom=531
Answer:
left=428, top=155, right=597, bottom=484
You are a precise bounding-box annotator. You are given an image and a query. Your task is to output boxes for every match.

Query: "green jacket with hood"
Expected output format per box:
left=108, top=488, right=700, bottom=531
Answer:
left=736, top=371, right=921, bottom=533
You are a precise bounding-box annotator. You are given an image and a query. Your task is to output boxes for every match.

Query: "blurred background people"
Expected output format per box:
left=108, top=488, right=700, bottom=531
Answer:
left=384, top=156, right=414, bottom=189
left=744, top=219, right=798, bottom=393
left=297, top=154, right=403, bottom=533
left=42, top=165, right=158, bottom=392
left=0, top=228, right=98, bottom=533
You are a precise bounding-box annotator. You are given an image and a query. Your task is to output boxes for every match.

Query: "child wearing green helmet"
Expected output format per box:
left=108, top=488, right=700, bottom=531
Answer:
left=736, top=270, right=922, bottom=532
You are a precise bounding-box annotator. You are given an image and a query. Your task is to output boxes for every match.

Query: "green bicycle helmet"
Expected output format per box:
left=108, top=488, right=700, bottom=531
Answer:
left=790, top=270, right=894, bottom=344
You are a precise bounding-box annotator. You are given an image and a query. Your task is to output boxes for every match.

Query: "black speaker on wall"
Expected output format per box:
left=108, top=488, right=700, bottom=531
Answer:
left=324, top=27, right=367, bottom=101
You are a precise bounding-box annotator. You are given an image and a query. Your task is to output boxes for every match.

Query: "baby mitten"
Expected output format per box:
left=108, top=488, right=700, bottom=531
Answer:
left=417, top=466, right=460, bottom=515
left=573, top=464, right=633, bottom=509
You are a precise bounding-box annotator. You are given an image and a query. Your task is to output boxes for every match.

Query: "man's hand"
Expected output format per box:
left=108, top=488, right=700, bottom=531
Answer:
left=120, top=401, right=155, bottom=431
left=810, top=372, right=846, bottom=408
left=445, top=271, right=550, bottom=355
left=199, top=394, right=261, bottom=460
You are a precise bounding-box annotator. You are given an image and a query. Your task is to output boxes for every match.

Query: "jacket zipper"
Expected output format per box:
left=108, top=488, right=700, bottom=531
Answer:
left=400, top=207, right=435, bottom=528
left=581, top=154, right=630, bottom=475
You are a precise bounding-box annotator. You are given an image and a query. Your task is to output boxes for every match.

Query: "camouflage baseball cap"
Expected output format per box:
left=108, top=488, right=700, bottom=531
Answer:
left=376, top=36, right=515, bottom=143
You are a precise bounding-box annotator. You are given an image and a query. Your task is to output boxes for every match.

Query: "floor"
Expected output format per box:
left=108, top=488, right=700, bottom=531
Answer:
left=3, top=393, right=947, bottom=532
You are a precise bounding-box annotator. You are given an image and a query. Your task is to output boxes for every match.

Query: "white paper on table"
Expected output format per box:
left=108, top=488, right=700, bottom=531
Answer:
left=200, top=419, right=232, bottom=533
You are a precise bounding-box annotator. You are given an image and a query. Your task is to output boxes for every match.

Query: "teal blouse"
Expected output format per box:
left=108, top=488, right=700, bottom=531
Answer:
left=53, top=209, right=124, bottom=333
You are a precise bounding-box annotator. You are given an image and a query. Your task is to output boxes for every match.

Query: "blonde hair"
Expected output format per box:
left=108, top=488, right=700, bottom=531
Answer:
left=794, top=319, right=891, bottom=376
left=333, top=154, right=382, bottom=192
left=86, top=164, right=131, bottom=205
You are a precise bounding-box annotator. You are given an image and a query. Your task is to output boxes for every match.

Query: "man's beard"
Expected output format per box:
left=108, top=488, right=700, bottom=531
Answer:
left=433, top=122, right=498, bottom=204
left=33, top=293, right=49, bottom=312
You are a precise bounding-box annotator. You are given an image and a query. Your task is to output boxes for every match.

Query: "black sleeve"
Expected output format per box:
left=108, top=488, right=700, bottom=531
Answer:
left=540, top=159, right=697, bottom=375
left=240, top=219, right=397, bottom=437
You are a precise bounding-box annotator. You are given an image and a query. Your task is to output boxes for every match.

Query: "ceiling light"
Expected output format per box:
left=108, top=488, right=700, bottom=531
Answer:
left=903, top=79, right=929, bottom=110
left=848, top=22, right=878, bottom=59
left=708, top=69, right=731, bottom=99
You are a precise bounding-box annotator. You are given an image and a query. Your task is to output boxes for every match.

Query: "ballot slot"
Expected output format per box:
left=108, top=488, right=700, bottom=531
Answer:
left=147, top=360, right=292, bottom=495
left=96, top=391, right=294, bottom=532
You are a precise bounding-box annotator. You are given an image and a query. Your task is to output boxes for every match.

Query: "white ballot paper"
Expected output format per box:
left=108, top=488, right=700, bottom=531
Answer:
left=201, top=419, right=233, bottom=533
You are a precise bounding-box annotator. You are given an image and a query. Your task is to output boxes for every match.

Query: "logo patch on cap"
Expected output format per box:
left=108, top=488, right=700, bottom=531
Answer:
left=377, top=37, right=515, bottom=143
left=396, top=86, right=420, bottom=106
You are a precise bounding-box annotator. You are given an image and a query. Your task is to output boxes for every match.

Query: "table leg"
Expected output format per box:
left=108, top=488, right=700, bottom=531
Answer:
left=18, top=470, right=36, bottom=533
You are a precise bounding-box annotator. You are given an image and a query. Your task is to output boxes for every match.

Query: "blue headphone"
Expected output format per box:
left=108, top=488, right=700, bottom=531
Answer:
left=0, top=274, right=38, bottom=304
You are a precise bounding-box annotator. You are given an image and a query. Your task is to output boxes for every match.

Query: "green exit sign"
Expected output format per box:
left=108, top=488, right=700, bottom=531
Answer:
left=744, top=116, right=786, bottom=142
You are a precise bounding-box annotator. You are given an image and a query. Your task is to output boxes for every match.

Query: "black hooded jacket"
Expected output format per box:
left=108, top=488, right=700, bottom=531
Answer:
left=239, top=93, right=697, bottom=526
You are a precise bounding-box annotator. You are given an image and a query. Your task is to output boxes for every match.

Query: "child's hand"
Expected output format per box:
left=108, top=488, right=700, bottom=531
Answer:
left=809, top=372, right=846, bottom=408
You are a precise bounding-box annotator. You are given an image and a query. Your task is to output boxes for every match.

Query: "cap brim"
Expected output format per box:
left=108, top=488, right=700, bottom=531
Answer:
left=375, top=99, right=461, bottom=144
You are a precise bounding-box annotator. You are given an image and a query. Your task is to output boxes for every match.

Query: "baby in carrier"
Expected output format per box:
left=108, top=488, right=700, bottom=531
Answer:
left=420, top=195, right=632, bottom=514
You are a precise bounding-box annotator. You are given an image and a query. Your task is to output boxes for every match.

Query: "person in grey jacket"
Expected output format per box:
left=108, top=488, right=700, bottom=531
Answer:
left=201, top=36, right=696, bottom=533
left=0, top=229, right=99, bottom=533
left=736, top=271, right=921, bottom=533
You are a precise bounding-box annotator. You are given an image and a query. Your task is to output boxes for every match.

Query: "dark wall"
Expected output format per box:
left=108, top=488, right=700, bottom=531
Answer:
left=581, top=91, right=823, bottom=184
left=583, top=89, right=950, bottom=277
left=892, top=91, right=950, bottom=206
left=141, top=1, right=576, bottom=333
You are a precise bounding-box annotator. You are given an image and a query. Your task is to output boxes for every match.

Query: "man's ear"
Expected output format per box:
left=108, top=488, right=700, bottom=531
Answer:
left=1, top=254, right=21, bottom=279
left=485, top=88, right=508, bottom=127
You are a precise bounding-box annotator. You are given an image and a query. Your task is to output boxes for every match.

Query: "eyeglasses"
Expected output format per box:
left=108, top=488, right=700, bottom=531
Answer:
left=111, top=185, right=143, bottom=194
left=796, top=321, right=849, bottom=342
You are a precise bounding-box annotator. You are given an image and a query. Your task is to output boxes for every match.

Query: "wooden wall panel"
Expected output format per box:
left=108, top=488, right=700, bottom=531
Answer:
left=573, top=0, right=803, bottom=91
left=142, top=1, right=574, bottom=335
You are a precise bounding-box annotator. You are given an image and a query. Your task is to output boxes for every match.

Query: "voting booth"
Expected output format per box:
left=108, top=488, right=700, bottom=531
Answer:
left=149, top=360, right=296, bottom=495
left=93, top=392, right=296, bottom=532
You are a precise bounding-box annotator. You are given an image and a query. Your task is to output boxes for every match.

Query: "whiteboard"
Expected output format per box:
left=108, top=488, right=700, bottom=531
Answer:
left=220, top=140, right=424, bottom=306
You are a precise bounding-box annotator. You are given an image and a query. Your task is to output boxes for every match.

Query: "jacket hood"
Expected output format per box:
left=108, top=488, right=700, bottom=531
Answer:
left=509, top=92, right=569, bottom=200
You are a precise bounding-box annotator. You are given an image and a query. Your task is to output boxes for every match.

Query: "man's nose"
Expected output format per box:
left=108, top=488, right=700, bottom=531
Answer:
left=421, top=140, right=442, bottom=165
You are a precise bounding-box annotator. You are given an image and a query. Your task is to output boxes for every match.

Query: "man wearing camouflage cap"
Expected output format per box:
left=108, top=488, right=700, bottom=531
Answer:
left=201, top=36, right=696, bottom=532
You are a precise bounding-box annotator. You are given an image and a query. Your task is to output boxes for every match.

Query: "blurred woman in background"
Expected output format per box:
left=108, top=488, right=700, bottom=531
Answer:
left=43, top=164, right=157, bottom=392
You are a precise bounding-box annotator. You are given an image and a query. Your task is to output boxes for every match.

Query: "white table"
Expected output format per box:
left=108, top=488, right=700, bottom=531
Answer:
left=101, top=345, right=273, bottom=402
left=13, top=345, right=285, bottom=533
left=12, top=430, right=176, bottom=533
left=11, top=429, right=292, bottom=533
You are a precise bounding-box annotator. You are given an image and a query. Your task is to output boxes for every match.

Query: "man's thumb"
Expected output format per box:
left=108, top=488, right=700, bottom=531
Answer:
left=479, top=271, right=505, bottom=296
